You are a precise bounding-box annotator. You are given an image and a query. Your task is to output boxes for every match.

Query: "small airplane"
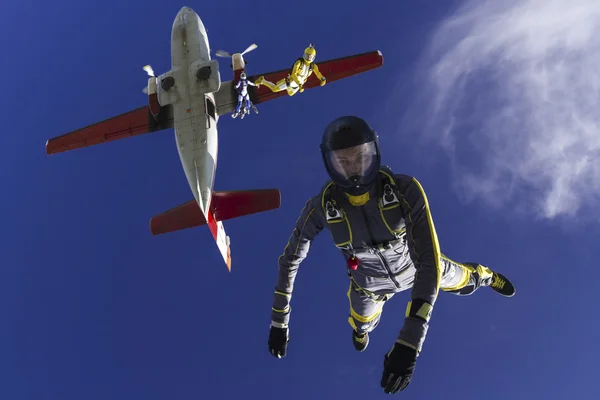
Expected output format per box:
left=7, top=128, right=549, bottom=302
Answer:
left=44, top=6, right=384, bottom=271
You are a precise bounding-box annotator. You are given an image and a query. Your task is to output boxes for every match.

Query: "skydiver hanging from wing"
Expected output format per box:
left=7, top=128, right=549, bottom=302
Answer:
left=232, top=72, right=258, bottom=119
left=255, top=44, right=327, bottom=96
left=266, top=116, right=516, bottom=395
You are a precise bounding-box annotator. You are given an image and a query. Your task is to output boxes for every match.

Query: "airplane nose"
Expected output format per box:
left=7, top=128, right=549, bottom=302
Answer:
left=173, top=7, right=192, bottom=28
left=174, top=6, right=206, bottom=34
left=177, top=6, right=194, bottom=18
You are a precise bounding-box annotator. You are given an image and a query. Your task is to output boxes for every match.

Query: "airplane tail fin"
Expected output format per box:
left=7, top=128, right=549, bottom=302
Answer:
left=206, top=209, right=231, bottom=271
left=149, top=188, right=281, bottom=270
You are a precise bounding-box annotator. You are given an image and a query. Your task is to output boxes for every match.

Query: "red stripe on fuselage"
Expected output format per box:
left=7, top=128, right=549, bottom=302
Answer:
left=206, top=206, right=218, bottom=241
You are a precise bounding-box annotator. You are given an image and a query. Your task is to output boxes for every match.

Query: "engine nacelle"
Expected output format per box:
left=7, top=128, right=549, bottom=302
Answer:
left=189, top=59, right=221, bottom=95
left=147, top=77, right=161, bottom=116
left=156, top=70, right=177, bottom=107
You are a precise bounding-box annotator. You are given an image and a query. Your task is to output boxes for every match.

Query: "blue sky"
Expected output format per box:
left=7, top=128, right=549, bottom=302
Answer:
left=2, top=0, right=599, bottom=399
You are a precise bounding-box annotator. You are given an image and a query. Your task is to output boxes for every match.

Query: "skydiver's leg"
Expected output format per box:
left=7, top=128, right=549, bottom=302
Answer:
left=255, top=76, right=279, bottom=92
left=439, top=255, right=515, bottom=297
left=243, top=94, right=250, bottom=112
left=234, top=94, right=243, bottom=113
left=347, top=282, right=394, bottom=351
left=249, top=99, right=258, bottom=114
left=438, top=256, right=481, bottom=295
left=274, top=77, right=293, bottom=94
left=284, top=77, right=300, bottom=96
left=286, top=86, right=299, bottom=96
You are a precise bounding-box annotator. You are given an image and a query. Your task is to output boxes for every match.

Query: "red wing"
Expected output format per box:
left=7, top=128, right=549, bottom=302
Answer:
left=45, top=105, right=173, bottom=155
left=149, top=189, right=281, bottom=235
left=149, top=199, right=206, bottom=235
left=213, top=50, right=383, bottom=115
left=210, top=189, right=281, bottom=221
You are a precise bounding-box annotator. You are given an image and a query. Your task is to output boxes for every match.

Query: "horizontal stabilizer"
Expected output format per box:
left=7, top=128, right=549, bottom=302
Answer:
left=149, top=188, right=281, bottom=235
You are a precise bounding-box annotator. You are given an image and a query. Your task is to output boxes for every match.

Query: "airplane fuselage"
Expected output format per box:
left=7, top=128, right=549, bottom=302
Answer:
left=168, top=7, right=218, bottom=217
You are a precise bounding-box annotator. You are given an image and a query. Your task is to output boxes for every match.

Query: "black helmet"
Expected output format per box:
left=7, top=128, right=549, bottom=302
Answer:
left=320, top=116, right=381, bottom=195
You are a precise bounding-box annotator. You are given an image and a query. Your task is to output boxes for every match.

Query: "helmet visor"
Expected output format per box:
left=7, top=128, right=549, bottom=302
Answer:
left=304, top=52, right=315, bottom=62
left=323, top=141, right=378, bottom=181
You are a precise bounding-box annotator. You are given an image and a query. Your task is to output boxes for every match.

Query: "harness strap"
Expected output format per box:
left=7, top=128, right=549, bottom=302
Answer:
left=321, top=169, right=406, bottom=249
left=377, top=169, right=406, bottom=239
left=356, top=238, right=404, bottom=253
left=348, top=273, right=391, bottom=301
left=321, top=182, right=354, bottom=248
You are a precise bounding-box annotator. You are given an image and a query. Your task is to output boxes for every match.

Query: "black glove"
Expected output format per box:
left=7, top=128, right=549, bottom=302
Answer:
left=380, top=342, right=418, bottom=394
left=268, top=326, right=289, bottom=358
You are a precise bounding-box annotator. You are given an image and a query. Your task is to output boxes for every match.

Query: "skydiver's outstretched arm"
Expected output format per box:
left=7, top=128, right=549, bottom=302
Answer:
left=312, top=63, right=326, bottom=82
left=234, top=80, right=241, bottom=90
left=271, top=195, right=326, bottom=328
left=394, top=174, right=443, bottom=353
left=379, top=174, right=443, bottom=393
left=247, top=80, right=257, bottom=87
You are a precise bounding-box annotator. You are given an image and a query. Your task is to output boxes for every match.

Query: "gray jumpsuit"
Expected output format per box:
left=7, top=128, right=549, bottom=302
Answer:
left=270, top=166, right=493, bottom=352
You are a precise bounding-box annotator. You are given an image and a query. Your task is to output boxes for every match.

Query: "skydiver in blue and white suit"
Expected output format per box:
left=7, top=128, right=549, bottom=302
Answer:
left=232, top=72, right=257, bottom=118
left=266, top=116, right=516, bottom=394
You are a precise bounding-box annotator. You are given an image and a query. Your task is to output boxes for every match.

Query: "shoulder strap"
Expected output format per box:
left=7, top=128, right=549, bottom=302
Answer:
left=320, top=182, right=353, bottom=249
left=377, top=165, right=401, bottom=206
left=376, top=166, right=406, bottom=239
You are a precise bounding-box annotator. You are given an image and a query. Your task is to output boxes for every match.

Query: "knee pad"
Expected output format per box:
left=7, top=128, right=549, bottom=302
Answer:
left=348, top=314, right=381, bottom=334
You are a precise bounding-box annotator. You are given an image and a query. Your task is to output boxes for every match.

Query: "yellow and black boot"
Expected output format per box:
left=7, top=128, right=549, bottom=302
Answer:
left=489, top=271, right=515, bottom=297
left=352, top=330, right=369, bottom=352
left=462, top=262, right=516, bottom=297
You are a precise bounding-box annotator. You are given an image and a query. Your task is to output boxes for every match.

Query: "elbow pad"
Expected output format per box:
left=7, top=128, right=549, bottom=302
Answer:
left=405, top=299, right=432, bottom=323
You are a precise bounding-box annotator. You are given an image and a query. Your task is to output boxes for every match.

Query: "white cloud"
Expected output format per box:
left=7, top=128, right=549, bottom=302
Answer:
left=401, top=0, right=600, bottom=220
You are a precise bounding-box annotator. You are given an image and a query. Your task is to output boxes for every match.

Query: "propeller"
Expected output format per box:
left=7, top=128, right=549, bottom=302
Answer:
left=142, top=64, right=155, bottom=94
left=215, top=43, right=257, bottom=58
left=143, top=64, right=155, bottom=77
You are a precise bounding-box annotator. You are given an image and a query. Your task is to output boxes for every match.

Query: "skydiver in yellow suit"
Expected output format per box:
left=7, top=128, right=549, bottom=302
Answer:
left=255, top=44, right=327, bottom=96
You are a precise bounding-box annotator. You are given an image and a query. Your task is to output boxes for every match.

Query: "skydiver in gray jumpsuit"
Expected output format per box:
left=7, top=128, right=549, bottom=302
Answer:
left=267, top=116, right=516, bottom=394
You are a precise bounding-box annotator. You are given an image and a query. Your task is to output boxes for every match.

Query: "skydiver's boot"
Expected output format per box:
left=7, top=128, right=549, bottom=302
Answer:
left=462, top=262, right=516, bottom=297
left=352, top=330, right=369, bottom=352
left=489, top=271, right=516, bottom=297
